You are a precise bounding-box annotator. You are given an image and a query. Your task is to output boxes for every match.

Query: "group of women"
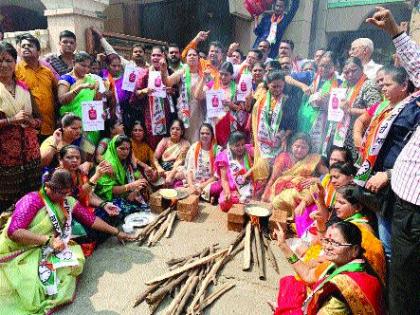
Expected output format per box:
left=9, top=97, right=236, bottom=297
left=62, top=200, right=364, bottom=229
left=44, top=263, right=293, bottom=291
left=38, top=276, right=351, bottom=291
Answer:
left=0, top=32, right=416, bottom=314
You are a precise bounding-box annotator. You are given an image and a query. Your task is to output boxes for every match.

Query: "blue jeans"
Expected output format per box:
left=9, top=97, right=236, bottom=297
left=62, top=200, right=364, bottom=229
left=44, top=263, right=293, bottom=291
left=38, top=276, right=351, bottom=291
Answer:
left=377, top=212, right=392, bottom=262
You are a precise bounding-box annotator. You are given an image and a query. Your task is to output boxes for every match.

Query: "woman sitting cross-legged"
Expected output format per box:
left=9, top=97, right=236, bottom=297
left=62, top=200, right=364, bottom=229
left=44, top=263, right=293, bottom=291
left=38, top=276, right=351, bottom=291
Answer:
left=0, top=169, right=133, bottom=315
left=271, top=221, right=385, bottom=315
left=95, top=135, right=150, bottom=224
left=214, top=131, right=255, bottom=212
left=154, top=119, right=190, bottom=187
left=261, top=133, right=327, bottom=222
left=182, top=123, right=221, bottom=202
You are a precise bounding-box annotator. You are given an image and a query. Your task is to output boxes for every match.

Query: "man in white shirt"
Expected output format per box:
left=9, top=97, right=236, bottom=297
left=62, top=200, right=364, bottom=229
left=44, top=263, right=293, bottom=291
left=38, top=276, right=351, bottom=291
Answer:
left=349, top=38, right=382, bottom=80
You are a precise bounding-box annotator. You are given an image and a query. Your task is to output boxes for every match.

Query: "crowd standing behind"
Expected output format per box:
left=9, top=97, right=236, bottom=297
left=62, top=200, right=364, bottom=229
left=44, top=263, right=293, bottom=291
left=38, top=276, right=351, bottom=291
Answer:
left=0, top=4, right=418, bottom=315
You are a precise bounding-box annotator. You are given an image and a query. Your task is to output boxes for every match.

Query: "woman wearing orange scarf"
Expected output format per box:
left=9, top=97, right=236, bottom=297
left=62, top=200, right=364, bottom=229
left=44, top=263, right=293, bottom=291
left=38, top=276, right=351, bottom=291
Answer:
left=182, top=124, right=221, bottom=202
left=323, top=57, right=381, bottom=157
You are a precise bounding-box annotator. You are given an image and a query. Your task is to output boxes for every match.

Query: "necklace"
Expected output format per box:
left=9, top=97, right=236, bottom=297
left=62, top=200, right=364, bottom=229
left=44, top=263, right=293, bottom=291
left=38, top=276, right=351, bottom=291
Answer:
left=5, top=83, right=16, bottom=97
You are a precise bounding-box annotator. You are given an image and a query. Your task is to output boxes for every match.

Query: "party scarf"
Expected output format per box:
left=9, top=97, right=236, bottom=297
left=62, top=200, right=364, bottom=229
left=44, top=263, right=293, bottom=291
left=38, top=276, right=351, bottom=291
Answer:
left=38, top=187, right=77, bottom=296
left=256, top=91, right=286, bottom=158
left=266, top=14, right=283, bottom=44
left=333, top=74, right=366, bottom=147
left=194, top=141, right=219, bottom=178
left=354, top=91, right=419, bottom=186
left=177, top=64, right=192, bottom=128
left=227, top=144, right=253, bottom=201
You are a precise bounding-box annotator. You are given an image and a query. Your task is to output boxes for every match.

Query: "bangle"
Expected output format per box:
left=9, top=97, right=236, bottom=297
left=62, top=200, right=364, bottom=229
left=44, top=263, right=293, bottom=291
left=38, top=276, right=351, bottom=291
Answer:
left=124, top=184, right=130, bottom=192
left=49, top=144, right=58, bottom=151
left=317, top=227, right=327, bottom=233
left=99, top=201, right=108, bottom=209
left=287, top=253, right=300, bottom=265
left=71, top=89, right=78, bottom=96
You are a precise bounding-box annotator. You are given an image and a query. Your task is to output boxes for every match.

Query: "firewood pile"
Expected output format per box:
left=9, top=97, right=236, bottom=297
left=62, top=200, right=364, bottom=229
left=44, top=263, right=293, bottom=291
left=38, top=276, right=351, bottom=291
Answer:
left=241, top=221, right=279, bottom=280
left=133, top=231, right=245, bottom=314
left=136, top=207, right=178, bottom=247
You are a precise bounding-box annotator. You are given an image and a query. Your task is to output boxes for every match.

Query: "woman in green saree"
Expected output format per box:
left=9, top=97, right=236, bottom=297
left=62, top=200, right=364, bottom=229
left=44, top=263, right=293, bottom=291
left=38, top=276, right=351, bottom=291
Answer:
left=57, top=51, right=101, bottom=145
left=95, top=135, right=150, bottom=223
left=0, top=169, right=133, bottom=315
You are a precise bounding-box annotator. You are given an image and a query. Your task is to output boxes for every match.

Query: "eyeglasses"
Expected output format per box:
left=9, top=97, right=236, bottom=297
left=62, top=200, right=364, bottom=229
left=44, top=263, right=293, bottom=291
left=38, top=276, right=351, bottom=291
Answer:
left=321, top=238, right=353, bottom=248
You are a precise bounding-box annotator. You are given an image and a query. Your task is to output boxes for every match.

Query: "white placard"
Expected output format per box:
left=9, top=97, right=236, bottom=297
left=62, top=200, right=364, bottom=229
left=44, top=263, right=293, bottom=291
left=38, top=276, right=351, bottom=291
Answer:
left=236, top=73, right=253, bottom=102
left=121, top=64, right=138, bottom=92
left=148, top=71, right=167, bottom=98
left=82, top=101, right=104, bottom=131
left=327, top=88, right=347, bottom=122
left=206, top=89, right=225, bottom=118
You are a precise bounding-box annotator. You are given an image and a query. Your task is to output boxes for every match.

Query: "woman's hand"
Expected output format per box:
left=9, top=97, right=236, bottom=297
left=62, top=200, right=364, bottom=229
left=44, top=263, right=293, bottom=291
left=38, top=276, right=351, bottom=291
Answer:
left=273, top=222, right=287, bottom=247
left=136, top=87, right=155, bottom=97
left=12, top=110, right=31, bottom=125
left=79, top=161, right=92, bottom=175
left=95, top=160, right=113, bottom=177
left=103, top=202, right=120, bottom=216
left=340, top=99, right=350, bottom=113
left=159, top=58, right=168, bottom=72
left=365, top=172, right=389, bottom=193
left=130, top=178, right=148, bottom=191
left=51, top=236, right=65, bottom=252
left=299, top=177, right=319, bottom=190
left=116, top=231, right=137, bottom=242
left=52, top=128, right=63, bottom=146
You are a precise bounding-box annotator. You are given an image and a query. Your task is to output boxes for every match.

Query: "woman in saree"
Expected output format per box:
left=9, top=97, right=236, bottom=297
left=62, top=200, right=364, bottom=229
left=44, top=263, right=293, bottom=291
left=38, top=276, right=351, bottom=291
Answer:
left=57, top=51, right=102, bottom=145
left=271, top=220, right=385, bottom=315
left=251, top=62, right=265, bottom=92
left=95, top=117, right=125, bottom=163
left=323, top=57, right=382, bottom=157
left=297, top=52, right=340, bottom=153
left=183, top=123, right=221, bottom=202
left=0, top=169, right=134, bottom=315
left=214, top=131, right=254, bottom=212
left=251, top=71, right=298, bottom=184
left=130, top=120, right=158, bottom=183
left=0, top=42, right=41, bottom=212
left=161, top=47, right=204, bottom=143
left=262, top=133, right=327, bottom=223
left=154, top=119, right=190, bottom=187
left=102, top=54, right=133, bottom=125
left=132, top=46, right=172, bottom=149
left=95, top=135, right=150, bottom=224
left=41, top=113, right=93, bottom=175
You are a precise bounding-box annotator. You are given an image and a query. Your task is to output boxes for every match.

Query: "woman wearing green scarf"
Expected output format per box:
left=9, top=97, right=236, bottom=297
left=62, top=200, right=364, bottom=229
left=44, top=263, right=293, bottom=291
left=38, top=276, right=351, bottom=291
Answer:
left=95, top=135, right=150, bottom=223
left=0, top=169, right=134, bottom=315
left=57, top=51, right=101, bottom=145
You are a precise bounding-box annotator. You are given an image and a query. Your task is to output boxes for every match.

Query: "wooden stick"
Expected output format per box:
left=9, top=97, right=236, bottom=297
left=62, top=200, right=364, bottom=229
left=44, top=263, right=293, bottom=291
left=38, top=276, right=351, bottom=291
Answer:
left=164, top=274, right=196, bottom=315
left=194, top=283, right=236, bottom=313
left=251, top=230, right=258, bottom=267
left=263, top=237, right=279, bottom=274
left=149, top=213, right=172, bottom=246
left=187, top=256, right=226, bottom=313
left=242, top=222, right=252, bottom=271
left=133, top=282, right=161, bottom=308
left=142, top=208, right=171, bottom=235
left=166, top=245, right=215, bottom=266
left=173, top=274, right=200, bottom=315
left=165, top=211, right=177, bottom=238
left=224, top=240, right=244, bottom=264
left=254, top=225, right=266, bottom=280
left=145, top=249, right=228, bottom=285
left=146, top=272, right=189, bottom=305
left=228, top=229, right=246, bottom=254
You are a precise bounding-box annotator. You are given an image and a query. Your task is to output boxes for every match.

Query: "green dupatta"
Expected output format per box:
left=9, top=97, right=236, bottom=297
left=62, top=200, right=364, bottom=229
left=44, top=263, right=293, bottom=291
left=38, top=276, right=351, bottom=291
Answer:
left=59, top=73, right=100, bottom=145
left=96, top=136, right=128, bottom=201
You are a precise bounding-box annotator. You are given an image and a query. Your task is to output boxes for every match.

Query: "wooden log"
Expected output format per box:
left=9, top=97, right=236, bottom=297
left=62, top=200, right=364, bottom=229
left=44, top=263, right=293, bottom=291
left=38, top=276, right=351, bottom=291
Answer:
left=149, top=212, right=172, bottom=246
left=187, top=257, right=226, bottom=313
left=133, top=282, right=161, bottom=308
left=173, top=274, right=200, bottom=315
left=145, top=249, right=228, bottom=285
left=164, top=274, right=196, bottom=315
left=165, top=211, right=177, bottom=238
left=166, top=245, right=216, bottom=266
left=146, top=272, right=189, bottom=305
left=139, top=207, right=171, bottom=238
left=263, top=237, right=279, bottom=274
left=225, top=240, right=244, bottom=264
left=254, top=225, right=266, bottom=280
left=242, top=222, right=252, bottom=271
left=193, top=283, right=236, bottom=313
left=251, top=231, right=258, bottom=267
left=228, top=229, right=245, bottom=254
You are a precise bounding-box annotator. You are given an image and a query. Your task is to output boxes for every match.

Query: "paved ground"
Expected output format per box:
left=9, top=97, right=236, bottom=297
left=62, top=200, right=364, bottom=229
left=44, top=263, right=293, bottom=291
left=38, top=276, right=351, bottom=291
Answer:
left=57, top=203, right=292, bottom=315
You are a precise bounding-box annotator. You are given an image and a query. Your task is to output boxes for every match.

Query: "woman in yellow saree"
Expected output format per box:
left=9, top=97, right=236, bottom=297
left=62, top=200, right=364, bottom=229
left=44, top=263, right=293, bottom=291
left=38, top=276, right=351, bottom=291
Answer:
left=262, top=133, right=327, bottom=223
left=0, top=170, right=133, bottom=314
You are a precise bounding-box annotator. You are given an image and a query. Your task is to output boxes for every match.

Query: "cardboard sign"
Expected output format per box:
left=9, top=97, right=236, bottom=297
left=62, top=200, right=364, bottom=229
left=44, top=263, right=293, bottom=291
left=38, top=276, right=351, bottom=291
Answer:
left=206, top=89, right=225, bottom=118
left=327, top=88, right=347, bottom=122
left=121, top=63, right=138, bottom=92
left=236, top=73, right=252, bottom=102
left=82, top=101, right=104, bottom=131
left=148, top=71, right=167, bottom=98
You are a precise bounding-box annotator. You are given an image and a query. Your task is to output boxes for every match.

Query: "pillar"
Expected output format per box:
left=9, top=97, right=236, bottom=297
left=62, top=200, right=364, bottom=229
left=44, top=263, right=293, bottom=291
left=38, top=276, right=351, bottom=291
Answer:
left=41, top=0, right=109, bottom=53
